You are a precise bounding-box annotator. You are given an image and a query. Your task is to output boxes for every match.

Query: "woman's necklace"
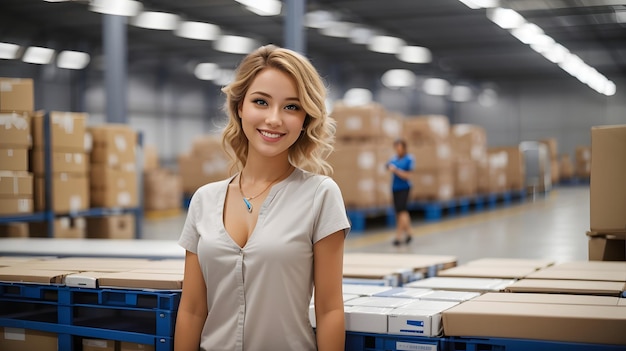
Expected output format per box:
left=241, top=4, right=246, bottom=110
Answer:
left=238, top=166, right=293, bottom=213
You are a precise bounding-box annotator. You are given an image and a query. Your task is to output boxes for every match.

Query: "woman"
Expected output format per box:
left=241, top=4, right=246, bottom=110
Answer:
left=388, top=138, right=414, bottom=246
left=175, top=45, right=350, bottom=351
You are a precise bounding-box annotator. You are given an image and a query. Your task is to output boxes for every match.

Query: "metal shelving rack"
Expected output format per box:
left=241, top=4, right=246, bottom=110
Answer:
left=0, top=113, right=143, bottom=238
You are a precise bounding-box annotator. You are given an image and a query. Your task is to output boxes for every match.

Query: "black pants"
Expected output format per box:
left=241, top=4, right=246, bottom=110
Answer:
left=392, top=189, right=410, bottom=214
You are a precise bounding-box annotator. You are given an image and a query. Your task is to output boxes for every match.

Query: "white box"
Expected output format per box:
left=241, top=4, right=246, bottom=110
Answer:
left=309, top=293, right=364, bottom=328
left=344, top=306, right=393, bottom=333
left=401, top=300, right=459, bottom=312
left=388, top=309, right=443, bottom=337
left=404, top=277, right=515, bottom=292
left=420, top=290, right=481, bottom=302
left=373, top=287, right=433, bottom=299
left=346, top=296, right=415, bottom=309
left=342, top=284, right=394, bottom=296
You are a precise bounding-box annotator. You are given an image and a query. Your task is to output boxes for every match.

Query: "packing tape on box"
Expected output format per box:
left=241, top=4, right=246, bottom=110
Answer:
left=0, top=113, right=29, bottom=130
left=52, top=112, right=75, bottom=133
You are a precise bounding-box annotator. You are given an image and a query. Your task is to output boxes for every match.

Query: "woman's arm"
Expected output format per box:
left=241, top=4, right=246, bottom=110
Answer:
left=389, top=164, right=412, bottom=180
left=175, top=251, right=208, bottom=351
left=314, top=230, right=346, bottom=351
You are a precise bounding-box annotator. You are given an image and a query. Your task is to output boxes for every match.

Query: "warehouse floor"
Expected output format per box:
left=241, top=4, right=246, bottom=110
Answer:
left=143, top=186, right=590, bottom=264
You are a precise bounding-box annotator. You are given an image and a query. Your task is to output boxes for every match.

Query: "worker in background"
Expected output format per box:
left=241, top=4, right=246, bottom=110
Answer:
left=387, top=138, right=414, bottom=246
left=175, top=45, right=349, bottom=351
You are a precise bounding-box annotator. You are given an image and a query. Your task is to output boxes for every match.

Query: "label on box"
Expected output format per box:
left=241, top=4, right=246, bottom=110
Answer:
left=0, top=82, right=11, bottom=91
left=70, top=196, right=82, bottom=212
left=52, top=113, right=76, bottom=133
left=118, top=192, right=131, bottom=206
left=4, top=327, right=25, bottom=341
left=345, top=116, right=363, bottom=130
left=115, top=135, right=128, bottom=151
left=109, top=154, right=119, bottom=167
left=83, top=339, right=108, bottom=347
left=358, top=152, right=375, bottom=169
left=17, top=199, right=30, bottom=212
left=396, top=342, right=437, bottom=351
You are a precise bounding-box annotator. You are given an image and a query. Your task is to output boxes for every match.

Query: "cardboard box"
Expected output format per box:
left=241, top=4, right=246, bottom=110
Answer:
left=550, top=158, right=560, bottom=184
left=408, top=144, right=453, bottom=171
left=0, top=148, right=28, bottom=171
left=590, top=125, right=626, bottom=232
left=143, top=145, right=159, bottom=171
left=373, top=288, right=433, bottom=299
left=0, top=222, right=28, bottom=237
left=410, top=168, right=454, bottom=201
left=589, top=236, right=626, bottom=261
left=344, top=253, right=457, bottom=273
left=388, top=309, right=443, bottom=337
left=559, top=154, right=574, bottom=180
left=90, top=164, right=138, bottom=208
left=454, top=159, right=477, bottom=196
left=330, top=141, right=379, bottom=208
left=178, top=152, right=230, bottom=195
left=34, top=174, right=89, bottom=213
left=474, top=292, right=621, bottom=306
left=451, top=124, right=486, bottom=162
left=29, top=217, right=86, bottom=239
left=86, top=214, right=135, bottom=239
left=90, top=124, right=137, bottom=170
left=525, top=267, right=626, bottom=282
left=120, top=342, right=155, bottom=351
left=0, top=198, right=32, bottom=215
left=478, top=152, right=507, bottom=194
left=442, top=300, right=626, bottom=345
left=0, top=78, right=34, bottom=113
left=144, top=169, right=182, bottom=211
left=342, top=266, right=406, bottom=286
left=0, top=112, right=31, bottom=147
left=83, top=339, right=117, bottom=351
left=548, top=260, right=626, bottom=271
left=575, top=145, right=591, bottom=178
left=0, top=267, right=76, bottom=284
left=32, top=112, right=88, bottom=152
left=342, top=284, right=394, bottom=297
left=0, top=328, right=57, bottom=351
left=539, top=138, right=558, bottom=159
left=505, top=279, right=626, bottom=296
left=418, top=290, right=480, bottom=302
left=97, top=271, right=183, bottom=289
left=404, top=115, right=450, bottom=145
left=31, top=150, right=88, bottom=174
left=490, top=146, right=525, bottom=190
left=0, top=172, right=32, bottom=196
left=465, top=257, right=554, bottom=269
left=345, top=297, right=415, bottom=309
left=437, top=266, right=537, bottom=280
left=344, top=306, right=392, bottom=333
left=404, top=277, right=515, bottom=293
left=332, top=102, right=387, bottom=140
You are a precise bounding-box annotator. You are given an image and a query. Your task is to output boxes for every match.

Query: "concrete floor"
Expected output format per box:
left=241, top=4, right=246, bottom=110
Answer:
left=143, top=186, right=590, bottom=264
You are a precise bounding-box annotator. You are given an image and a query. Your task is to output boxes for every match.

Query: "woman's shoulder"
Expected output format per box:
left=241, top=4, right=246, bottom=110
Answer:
left=294, top=169, right=340, bottom=193
left=192, top=177, right=233, bottom=200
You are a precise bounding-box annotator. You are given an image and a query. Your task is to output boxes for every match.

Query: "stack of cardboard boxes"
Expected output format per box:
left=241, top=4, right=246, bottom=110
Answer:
left=451, top=124, right=486, bottom=195
left=405, top=116, right=454, bottom=201
left=489, top=146, right=525, bottom=192
left=178, top=135, right=230, bottom=196
left=0, top=78, right=34, bottom=218
left=540, top=138, right=560, bottom=184
left=86, top=125, right=138, bottom=239
left=329, top=102, right=402, bottom=208
left=575, top=145, right=591, bottom=179
left=559, top=154, right=574, bottom=181
left=143, top=145, right=182, bottom=213
left=588, top=125, right=626, bottom=261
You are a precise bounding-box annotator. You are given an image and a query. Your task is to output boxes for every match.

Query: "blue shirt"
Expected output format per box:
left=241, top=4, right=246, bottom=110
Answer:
left=389, top=154, right=414, bottom=191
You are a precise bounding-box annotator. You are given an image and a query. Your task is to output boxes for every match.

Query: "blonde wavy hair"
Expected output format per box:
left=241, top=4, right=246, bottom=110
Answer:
left=221, top=45, right=335, bottom=175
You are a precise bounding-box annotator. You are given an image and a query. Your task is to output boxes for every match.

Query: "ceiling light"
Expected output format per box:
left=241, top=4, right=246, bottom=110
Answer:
left=368, top=36, right=406, bottom=54
left=478, top=88, right=498, bottom=107
left=214, top=69, right=235, bottom=86
left=305, top=10, right=339, bottom=29
left=423, top=78, right=451, bottom=96
left=458, top=0, right=499, bottom=9
left=176, top=21, right=221, bottom=41
left=235, top=0, right=281, bottom=16
left=194, top=63, right=220, bottom=80
left=214, top=35, right=258, bottom=54
left=43, top=0, right=69, bottom=2
left=132, top=11, right=179, bottom=30
left=22, top=46, right=55, bottom=65
left=511, top=23, right=544, bottom=44
left=603, top=81, right=616, bottom=96
left=343, top=88, right=373, bottom=106
left=529, top=35, right=555, bottom=54
left=558, top=54, right=584, bottom=76
left=57, top=51, right=90, bottom=69
left=349, top=27, right=376, bottom=45
left=381, top=69, right=415, bottom=88
left=397, top=46, right=432, bottom=64
left=0, top=43, right=20, bottom=59
left=89, top=0, right=142, bottom=17
left=487, top=8, right=526, bottom=29
left=319, top=22, right=355, bottom=38
left=450, top=85, right=473, bottom=102
left=542, top=43, right=569, bottom=64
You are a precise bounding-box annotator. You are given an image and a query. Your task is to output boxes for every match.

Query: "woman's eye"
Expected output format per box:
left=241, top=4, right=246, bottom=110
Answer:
left=285, top=104, right=300, bottom=111
left=253, top=99, right=268, bottom=106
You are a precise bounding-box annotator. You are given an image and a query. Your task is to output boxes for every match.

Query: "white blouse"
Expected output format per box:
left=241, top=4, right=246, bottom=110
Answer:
left=178, top=168, right=350, bottom=351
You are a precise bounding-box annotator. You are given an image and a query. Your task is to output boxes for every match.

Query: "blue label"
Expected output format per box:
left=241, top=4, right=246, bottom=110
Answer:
left=407, top=320, right=424, bottom=327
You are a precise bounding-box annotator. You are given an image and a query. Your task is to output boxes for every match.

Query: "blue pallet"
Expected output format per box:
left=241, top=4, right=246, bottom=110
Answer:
left=443, top=337, right=625, bottom=351
left=346, top=332, right=443, bottom=351
left=347, top=206, right=392, bottom=233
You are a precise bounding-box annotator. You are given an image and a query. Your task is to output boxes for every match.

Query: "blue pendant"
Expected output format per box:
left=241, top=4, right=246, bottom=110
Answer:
left=243, top=198, right=253, bottom=213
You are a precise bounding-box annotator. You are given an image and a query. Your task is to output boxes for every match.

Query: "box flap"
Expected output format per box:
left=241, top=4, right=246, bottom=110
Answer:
left=97, top=272, right=183, bottom=290
left=0, top=267, right=76, bottom=284
left=474, top=292, right=620, bottom=306
left=465, top=257, right=554, bottom=269
left=437, top=265, right=537, bottom=279
left=525, top=268, right=626, bottom=282
left=506, top=279, right=625, bottom=296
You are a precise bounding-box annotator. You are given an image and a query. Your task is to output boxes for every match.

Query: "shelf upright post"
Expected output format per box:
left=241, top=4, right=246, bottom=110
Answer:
left=43, top=112, right=55, bottom=237
left=135, top=131, right=144, bottom=239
